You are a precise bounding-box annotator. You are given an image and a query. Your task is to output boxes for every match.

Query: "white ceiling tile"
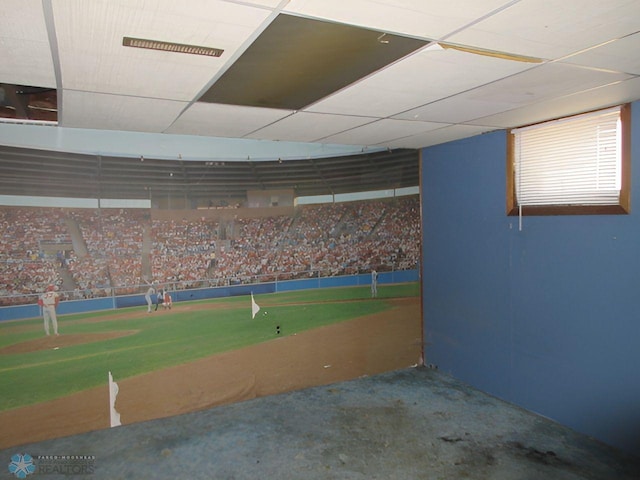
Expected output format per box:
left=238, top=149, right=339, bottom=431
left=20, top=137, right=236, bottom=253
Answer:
left=562, top=33, right=640, bottom=75
left=62, top=90, right=187, bottom=132
left=385, top=124, right=495, bottom=149
left=243, top=0, right=284, bottom=7
left=309, top=47, right=536, bottom=117
left=52, top=0, right=272, bottom=100
left=284, top=0, right=510, bottom=40
left=321, top=118, right=444, bottom=146
left=396, top=62, right=631, bottom=123
left=461, top=63, right=631, bottom=108
left=394, top=95, right=514, bottom=124
left=247, top=112, right=375, bottom=142
left=0, top=0, right=56, bottom=87
left=166, top=103, right=293, bottom=138
left=448, top=0, right=640, bottom=60
left=471, top=76, right=640, bottom=128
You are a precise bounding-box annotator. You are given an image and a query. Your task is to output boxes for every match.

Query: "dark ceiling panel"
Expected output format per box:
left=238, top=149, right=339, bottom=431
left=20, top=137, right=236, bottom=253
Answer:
left=199, top=14, right=427, bottom=110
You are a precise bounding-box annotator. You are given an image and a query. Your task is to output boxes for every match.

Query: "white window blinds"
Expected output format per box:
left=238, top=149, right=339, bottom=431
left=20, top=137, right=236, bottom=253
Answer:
left=513, top=106, right=621, bottom=207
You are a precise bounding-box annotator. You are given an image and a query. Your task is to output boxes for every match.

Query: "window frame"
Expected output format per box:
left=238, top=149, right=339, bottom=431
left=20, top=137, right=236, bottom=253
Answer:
left=507, top=103, right=631, bottom=216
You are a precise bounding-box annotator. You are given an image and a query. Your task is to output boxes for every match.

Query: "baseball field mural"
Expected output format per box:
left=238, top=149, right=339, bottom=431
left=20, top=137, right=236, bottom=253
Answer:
left=0, top=196, right=421, bottom=448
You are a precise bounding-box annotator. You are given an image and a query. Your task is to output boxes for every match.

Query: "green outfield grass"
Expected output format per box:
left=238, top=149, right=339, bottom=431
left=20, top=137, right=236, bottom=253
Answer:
left=0, top=283, right=418, bottom=411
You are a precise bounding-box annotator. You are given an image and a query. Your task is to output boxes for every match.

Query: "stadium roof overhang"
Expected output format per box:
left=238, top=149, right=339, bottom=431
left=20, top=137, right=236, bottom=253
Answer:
left=0, top=144, right=418, bottom=202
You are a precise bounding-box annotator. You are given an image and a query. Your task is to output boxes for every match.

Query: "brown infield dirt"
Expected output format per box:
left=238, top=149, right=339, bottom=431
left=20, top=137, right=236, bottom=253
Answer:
left=0, top=331, right=138, bottom=355
left=0, top=297, right=421, bottom=450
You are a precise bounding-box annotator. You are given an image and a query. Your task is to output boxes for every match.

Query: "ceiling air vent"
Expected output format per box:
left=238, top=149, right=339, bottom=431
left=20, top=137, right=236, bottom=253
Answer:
left=122, top=37, right=223, bottom=57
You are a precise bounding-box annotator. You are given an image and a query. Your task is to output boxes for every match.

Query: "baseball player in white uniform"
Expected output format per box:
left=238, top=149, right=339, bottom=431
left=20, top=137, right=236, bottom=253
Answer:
left=144, top=280, right=156, bottom=313
left=371, top=269, right=378, bottom=298
left=38, top=284, right=60, bottom=336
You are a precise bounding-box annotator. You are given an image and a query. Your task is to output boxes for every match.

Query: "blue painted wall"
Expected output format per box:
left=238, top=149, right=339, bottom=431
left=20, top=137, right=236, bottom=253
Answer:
left=421, top=102, right=640, bottom=456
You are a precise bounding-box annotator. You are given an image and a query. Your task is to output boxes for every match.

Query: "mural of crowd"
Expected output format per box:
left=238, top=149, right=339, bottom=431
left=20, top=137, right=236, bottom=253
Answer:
left=0, top=196, right=420, bottom=305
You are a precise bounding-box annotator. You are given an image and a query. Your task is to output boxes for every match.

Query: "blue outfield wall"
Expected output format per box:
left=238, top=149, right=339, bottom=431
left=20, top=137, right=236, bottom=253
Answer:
left=421, top=101, right=640, bottom=456
left=0, top=270, right=418, bottom=322
left=276, top=270, right=416, bottom=293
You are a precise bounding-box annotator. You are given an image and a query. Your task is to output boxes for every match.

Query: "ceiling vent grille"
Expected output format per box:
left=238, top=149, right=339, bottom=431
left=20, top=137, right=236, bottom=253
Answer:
left=122, top=37, right=224, bottom=57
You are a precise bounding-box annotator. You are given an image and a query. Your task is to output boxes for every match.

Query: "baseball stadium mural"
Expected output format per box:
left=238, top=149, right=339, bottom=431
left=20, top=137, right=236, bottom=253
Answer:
left=0, top=151, right=421, bottom=448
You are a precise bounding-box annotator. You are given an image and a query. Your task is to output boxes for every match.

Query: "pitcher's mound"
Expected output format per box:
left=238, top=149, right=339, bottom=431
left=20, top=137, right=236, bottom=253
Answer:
left=0, top=331, right=137, bottom=355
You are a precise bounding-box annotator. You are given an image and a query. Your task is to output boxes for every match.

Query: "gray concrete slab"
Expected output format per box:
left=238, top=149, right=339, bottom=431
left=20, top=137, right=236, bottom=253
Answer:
left=1, top=367, right=638, bottom=479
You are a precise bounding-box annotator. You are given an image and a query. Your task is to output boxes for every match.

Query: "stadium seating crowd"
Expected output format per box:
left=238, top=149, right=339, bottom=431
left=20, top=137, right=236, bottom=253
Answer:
left=0, top=196, right=420, bottom=305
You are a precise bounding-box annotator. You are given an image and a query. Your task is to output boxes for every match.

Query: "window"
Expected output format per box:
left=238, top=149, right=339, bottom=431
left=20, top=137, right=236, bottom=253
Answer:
left=507, top=104, right=630, bottom=215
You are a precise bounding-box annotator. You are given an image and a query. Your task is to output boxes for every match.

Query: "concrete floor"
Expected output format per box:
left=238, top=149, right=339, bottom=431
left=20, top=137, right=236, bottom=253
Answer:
left=1, top=367, right=638, bottom=479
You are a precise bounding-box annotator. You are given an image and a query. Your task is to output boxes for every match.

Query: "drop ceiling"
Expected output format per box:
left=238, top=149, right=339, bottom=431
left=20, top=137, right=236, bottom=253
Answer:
left=0, top=0, right=639, bottom=151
